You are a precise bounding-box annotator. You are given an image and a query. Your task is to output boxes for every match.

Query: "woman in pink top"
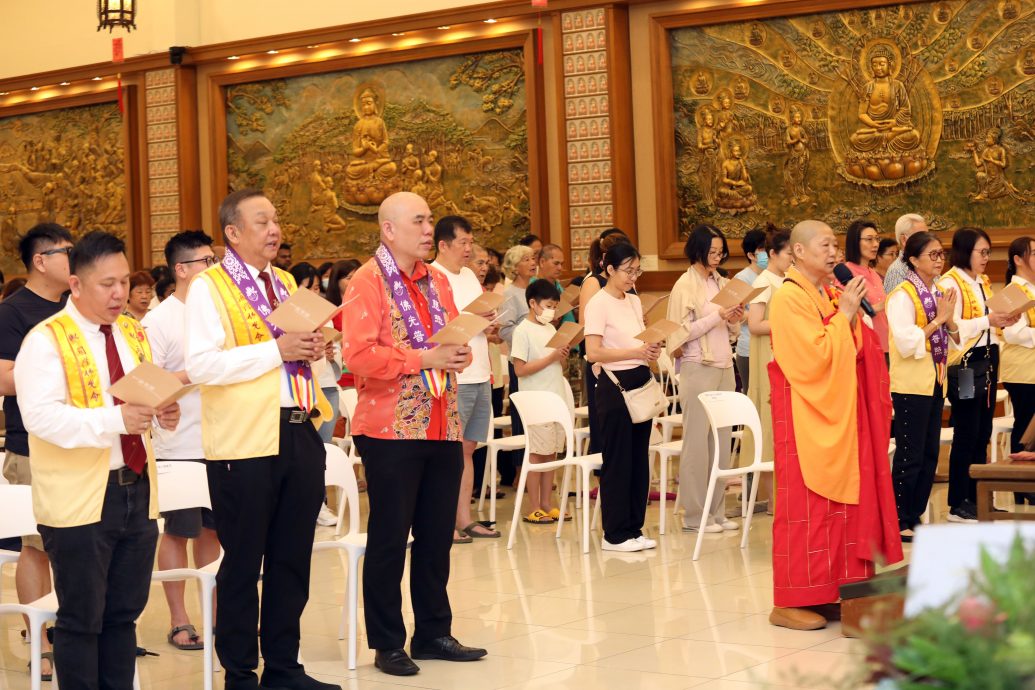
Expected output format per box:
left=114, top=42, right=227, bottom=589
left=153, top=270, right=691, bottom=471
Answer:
left=845, top=219, right=889, bottom=354
left=665, top=225, right=744, bottom=534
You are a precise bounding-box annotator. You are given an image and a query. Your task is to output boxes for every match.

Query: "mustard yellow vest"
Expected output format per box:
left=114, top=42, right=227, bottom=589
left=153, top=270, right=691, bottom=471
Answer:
left=194, top=264, right=330, bottom=461
left=888, top=282, right=945, bottom=397
left=939, top=267, right=994, bottom=367
left=1000, top=279, right=1035, bottom=385
left=28, top=311, right=158, bottom=528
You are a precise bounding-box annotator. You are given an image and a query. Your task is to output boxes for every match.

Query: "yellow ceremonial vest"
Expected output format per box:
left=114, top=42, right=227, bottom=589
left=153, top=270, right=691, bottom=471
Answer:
left=195, top=264, right=330, bottom=461
left=888, top=282, right=945, bottom=397
left=1000, top=279, right=1035, bottom=384
left=939, top=268, right=994, bottom=367
left=28, top=312, right=158, bottom=528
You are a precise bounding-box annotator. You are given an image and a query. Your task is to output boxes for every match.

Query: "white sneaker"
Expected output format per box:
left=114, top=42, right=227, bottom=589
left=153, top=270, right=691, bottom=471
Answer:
left=717, top=518, right=740, bottom=531
left=317, top=505, right=338, bottom=526
left=601, top=538, right=644, bottom=552
left=680, top=516, right=722, bottom=533
left=635, top=535, right=657, bottom=549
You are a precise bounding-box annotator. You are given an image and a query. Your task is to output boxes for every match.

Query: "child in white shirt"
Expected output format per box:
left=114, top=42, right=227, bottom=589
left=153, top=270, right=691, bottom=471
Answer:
left=511, top=280, right=574, bottom=523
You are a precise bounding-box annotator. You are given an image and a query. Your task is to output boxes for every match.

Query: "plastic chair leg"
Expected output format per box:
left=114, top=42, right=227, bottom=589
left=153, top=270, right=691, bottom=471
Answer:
left=201, top=577, right=216, bottom=690
left=658, top=453, right=667, bottom=535
left=347, top=550, right=361, bottom=670
left=556, top=465, right=572, bottom=540
left=506, top=465, right=529, bottom=550
left=581, top=465, right=591, bottom=554
left=29, top=612, right=43, bottom=690
left=693, top=476, right=718, bottom=561
left=741, top=470, right=762, bottom=550
left=489, top=447, right=498, bottom=524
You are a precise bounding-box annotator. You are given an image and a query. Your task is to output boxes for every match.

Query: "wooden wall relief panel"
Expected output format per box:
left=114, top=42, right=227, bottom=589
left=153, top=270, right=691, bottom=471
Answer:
left=145, top=68, right=181, bottom=265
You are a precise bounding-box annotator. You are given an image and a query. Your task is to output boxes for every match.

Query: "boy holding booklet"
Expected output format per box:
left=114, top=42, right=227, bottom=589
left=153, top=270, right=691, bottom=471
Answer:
left=510, top=280, right=575, bottom=523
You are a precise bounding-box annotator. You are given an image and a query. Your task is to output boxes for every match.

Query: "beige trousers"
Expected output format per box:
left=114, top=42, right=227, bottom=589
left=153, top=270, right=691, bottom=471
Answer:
left=677, top=361, right=735, bottom=525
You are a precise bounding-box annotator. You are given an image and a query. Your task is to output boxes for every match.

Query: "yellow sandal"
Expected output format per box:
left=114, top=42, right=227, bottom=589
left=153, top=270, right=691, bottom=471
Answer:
left=523, top=509, right=555, bottom=524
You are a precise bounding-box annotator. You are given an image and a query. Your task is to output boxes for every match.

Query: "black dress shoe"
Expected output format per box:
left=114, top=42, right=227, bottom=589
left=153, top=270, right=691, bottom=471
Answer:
left=259, top=675, right=342, bottom=690
left=374, top=649, right=420, bottom=676
left=410, top=635, right=487, bottom=662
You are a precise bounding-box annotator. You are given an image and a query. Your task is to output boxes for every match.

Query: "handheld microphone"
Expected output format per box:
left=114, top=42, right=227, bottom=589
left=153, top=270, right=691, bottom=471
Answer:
left=833, top=263, right=875, bottom=317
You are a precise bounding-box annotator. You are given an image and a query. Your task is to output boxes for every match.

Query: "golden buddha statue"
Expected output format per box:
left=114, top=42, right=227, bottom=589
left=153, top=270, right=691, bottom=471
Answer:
left=343, top=84, right=401, bottom=207
left=696, top=107, right=720, bottom=207
left=968, top=127, right=1021, bottom=202
left=716, top=139, right=758, bottom=214
left=848, top=45, right=921, bottom=158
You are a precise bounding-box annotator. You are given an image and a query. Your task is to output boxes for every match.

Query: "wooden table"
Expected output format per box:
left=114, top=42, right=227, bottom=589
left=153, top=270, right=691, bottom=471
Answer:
left=970, top=459, right=1035, bottom=521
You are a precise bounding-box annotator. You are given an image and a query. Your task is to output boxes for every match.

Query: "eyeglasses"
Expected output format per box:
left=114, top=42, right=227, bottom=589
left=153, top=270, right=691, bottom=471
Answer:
left=860, top=236, right=881, bottom=243
left=923, top=250, right=945, bottom=261
left=972, top=249, right=991, bottom=258
left=178, top=256, right=218, bottom=267
left=38, top=247, right=72, bottom=257
left=619, top=267, right=644, bottom=278
left=707, top=250, right=727, bottom=259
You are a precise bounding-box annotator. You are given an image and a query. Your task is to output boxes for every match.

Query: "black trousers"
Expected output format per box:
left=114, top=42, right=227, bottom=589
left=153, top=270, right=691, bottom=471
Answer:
left=473, top=385, right=508, bottom=492
left=39, top=472, right=158, bottom=690
left=595, top=366, right=652, bottom=544
left=1004, top=382, right=1035, bottom=454
left=891, top=387, right=943, bottom=530
left=355, top=436, right=463, bottom=650
left=947, top=347, right=998, bottom=509
left=584, top=360, right=600, bottom=455
left=206, top=419, right=325, bottom=690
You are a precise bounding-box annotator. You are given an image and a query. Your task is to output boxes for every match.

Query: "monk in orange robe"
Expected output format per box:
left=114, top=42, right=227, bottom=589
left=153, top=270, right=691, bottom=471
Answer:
left=767, top=220, right=903, bottom=630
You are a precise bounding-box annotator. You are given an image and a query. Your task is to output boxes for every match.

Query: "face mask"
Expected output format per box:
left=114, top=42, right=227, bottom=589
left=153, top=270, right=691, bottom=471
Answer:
left=321, top=278, right=329, bottom=290
left=756, top=251, right=769, bottom=270
left=536, top=307, right=555, bottom=325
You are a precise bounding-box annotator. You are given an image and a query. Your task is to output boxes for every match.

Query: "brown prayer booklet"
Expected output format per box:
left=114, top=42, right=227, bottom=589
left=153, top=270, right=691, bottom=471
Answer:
left=560, top=283, right=581, bottom=306
left=553, top=299, right=576, bottom=320
left=635, top=318, right=681, bottom=344
left=986, top=283, right=1035, bottom=317
left=429, top=313, right=491, bottom=346
left=641, top=294, right=671, bottom=325
left=711, top=281, right=765, bottom=310
left=268, top=288, right=343, bottom=333
left=546, top=321, right=585, bottom=349
left=463, top=291, right=505, bottom=315
left=320, top=326, right=343, bottom=343
left=109, top=362, right=198, bottom=409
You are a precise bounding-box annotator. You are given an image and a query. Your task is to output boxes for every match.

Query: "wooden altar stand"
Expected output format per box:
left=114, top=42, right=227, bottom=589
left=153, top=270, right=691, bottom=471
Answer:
left=970, top=459, right=1035, bottom=522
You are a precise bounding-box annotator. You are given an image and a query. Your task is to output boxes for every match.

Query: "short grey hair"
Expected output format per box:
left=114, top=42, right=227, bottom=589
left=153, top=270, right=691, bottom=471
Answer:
left=894, top=213, right=925, bottom=244
left=502, top=245, right=534, bottom=281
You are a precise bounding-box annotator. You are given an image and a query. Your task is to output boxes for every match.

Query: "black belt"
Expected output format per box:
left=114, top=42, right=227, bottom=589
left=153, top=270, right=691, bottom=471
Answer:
left=108, top=466, right=146, bottom=486
left=280, top=408, right=320, bottom=424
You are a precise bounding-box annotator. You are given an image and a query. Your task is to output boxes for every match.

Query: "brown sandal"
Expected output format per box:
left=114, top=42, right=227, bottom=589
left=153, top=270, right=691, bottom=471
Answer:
left=461, top=522, right=501, bottom=539
left=168, top=624, right=204, bottom=650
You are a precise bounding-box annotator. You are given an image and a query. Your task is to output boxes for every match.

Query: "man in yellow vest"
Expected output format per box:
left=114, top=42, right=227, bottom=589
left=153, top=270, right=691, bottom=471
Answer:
left=14, top=230, right=181, bottom=689
left=185, top=189, right=336, bottom=690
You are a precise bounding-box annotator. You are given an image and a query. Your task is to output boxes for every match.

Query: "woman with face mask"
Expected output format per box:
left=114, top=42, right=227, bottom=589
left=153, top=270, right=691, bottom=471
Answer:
left=666, top=224, right=744, bottom=534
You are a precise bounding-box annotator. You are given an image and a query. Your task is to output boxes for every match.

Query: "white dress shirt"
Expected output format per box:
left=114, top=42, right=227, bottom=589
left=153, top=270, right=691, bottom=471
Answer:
left=185, top=261, right=293, bottom=407
left=937, top=269, right=997, bottom=352
left=886, top=289, right=930, bottom=360
left=1003, top=275, right=1035, bottom=348
left=142, top=295, right=204, bottom=459
left=14, top=300, right=131, bottom=469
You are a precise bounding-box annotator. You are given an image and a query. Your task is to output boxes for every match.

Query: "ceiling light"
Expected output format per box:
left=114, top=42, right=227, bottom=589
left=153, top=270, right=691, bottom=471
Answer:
left=391, top=32, right=406, bottom=36
left=484, top=18, right=498, bottom=24
left=0, top=92, right=8, bottom=96
left=97, top=0, right=137, bottom=33
left=60, top=81, right=70, bottom=86
left=227, top=55, right=240, bottom=60
left=438, top=25, right=451, bottom=30
left=267, top=49, right=279, bottom=55
left=92, top=76, right=103, bottom=81
left=30, top=86, right=39, bottom=91
left=349, top=38, right=361, bottom=43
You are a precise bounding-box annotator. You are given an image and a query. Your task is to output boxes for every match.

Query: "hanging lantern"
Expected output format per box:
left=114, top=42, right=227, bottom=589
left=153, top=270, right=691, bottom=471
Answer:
left=97, top=0, right=136, bottom=33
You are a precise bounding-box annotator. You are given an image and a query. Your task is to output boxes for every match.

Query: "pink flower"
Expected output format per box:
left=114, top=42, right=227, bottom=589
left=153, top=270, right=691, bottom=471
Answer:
left=958, top=596, right=997, bottom=632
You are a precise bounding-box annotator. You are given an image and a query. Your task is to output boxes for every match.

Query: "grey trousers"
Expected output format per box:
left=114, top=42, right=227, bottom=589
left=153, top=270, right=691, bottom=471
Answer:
left=677, top=361, right=736, bottom=525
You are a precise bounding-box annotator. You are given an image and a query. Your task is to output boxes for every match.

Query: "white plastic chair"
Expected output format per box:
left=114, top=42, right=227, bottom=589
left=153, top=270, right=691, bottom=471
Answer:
left=0, top=485, right=54, bottom=690
left=333, top=387, right=353, bottom=454
left=506, top=391, right=602, bottom=554
left=693, top=391, right=774, bottom=561
left=479, top=429, right=526, bottom=524
left=151, top=460, right=221, bottom=690
left=313, top=443, right=411, bottom=670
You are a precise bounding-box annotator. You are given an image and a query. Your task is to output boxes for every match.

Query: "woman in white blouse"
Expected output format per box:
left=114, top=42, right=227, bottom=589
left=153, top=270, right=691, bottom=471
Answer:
left=937, top=227, right=1018, bottom=522
left=666, top=224, right=744, bottom=533
left=886, top=231, right=959, bottom=540
left=584, top=242, right=660, bottom=553
left=1000, top=236, right=1035, bottom=503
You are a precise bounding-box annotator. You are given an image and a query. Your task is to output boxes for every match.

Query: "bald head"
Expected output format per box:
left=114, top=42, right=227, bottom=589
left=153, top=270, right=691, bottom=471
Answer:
left=378, top=192, right=434, bottom=271
left=790, top=220, right=838, bottom=286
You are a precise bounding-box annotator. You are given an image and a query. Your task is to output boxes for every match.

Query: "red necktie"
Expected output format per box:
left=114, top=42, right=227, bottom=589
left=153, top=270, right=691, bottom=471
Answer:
left=258, top=271, right=280, bottom=310
left=100, top=324, right=147, bottom=474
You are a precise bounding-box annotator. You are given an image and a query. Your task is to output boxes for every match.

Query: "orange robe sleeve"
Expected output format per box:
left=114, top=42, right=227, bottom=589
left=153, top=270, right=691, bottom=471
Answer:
left=768, top=271, right=863, bottom=505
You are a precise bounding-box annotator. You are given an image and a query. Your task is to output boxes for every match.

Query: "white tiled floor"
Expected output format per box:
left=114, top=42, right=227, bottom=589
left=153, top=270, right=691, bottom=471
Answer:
left=0, top=483, right=927, bottom=689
